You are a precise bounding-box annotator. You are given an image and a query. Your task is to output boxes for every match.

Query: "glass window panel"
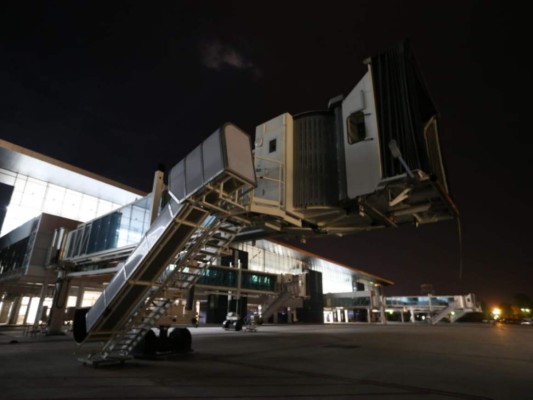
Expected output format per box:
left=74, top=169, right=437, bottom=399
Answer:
left=66, top=296, right=77, bottom=308
left=128, top=205, right=147, bottom=243
left=82, top=290, right=101, bottom=307
left=96, top=199, right=114, bottom=216
left=14, top=174, right=28, bottom=191
left=347, top=111, right=366, bottom=144
left=79, top=195, right=98, bottom=221
left=1, top=205, right=40, bottom=236
left=117, top=204, right=132, bottom=247
left=0, top=168, right=16, bottom=186
left=20, top=179, right=46, bottom=209
left=26, top=297, right=41, bottom=324
left=62, top=190, right=82, bottom=220
left=9, top=189, right=23, bottom=207
left=42, top=184, right=66, bottom=216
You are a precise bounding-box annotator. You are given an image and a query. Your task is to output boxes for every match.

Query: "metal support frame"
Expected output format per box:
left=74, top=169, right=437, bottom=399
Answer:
left=76, top=171, right=253, bottom=365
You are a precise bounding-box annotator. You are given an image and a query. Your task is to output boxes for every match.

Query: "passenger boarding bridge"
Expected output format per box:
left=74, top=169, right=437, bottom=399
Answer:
left=386, top=294, right=482, bottom=324
left=324, top=293, right=481, bottom=324
left=40, top=41, right=460, bottom=364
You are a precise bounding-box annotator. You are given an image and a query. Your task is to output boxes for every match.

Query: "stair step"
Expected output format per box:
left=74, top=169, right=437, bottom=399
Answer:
left=210, top=234, right=229, bottom=241
left=199, top=250, right=219, bottom=257
left=218, top=226, right=239, bottom=234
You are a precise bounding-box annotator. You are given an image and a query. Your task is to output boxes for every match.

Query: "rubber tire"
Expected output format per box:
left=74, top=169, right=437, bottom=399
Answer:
left=233, top=320, right=243, bottom=331
left=169, top=328, right=192, bottom=353
left=72, top=307, right=90, bottom=343
left=133, top=329, right=157, bottom=357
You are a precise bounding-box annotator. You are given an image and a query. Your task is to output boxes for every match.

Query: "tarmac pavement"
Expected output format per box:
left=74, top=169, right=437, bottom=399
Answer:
left=0, top=322, right=532, bottom=400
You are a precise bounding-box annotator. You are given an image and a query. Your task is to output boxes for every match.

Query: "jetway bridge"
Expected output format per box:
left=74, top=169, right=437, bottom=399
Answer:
left=58, top=41, right=459, bottom=364
left=385, top=294, right=482, bottom=324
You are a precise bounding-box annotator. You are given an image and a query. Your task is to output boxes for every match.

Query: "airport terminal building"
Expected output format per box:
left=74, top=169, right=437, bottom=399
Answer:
left=0, top=138, right=394, bottom=332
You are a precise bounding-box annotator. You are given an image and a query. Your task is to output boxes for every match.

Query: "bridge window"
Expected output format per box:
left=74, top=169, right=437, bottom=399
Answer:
left=269, top=139, right=277, bottom=153
left=347, top=111, right=366, bottom=144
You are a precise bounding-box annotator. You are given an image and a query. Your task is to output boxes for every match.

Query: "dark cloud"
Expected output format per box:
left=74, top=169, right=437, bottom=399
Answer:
left=200, top=40, right=257, bottom=72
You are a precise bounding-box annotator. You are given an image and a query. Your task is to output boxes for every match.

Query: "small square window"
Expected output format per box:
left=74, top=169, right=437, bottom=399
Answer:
left=269, top=139, right=277, bottom=153
left=347, top=111, right=366, bottom=144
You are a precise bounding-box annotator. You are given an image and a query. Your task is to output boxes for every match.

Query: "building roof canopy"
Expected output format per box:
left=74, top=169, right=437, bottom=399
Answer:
left=0, top=139, right=144, bottom=205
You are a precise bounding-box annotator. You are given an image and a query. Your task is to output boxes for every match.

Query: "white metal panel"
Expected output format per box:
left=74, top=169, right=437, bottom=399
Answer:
left=342, top=71, right=382, bottom=198
left=224, top=124, right=256, bottom=185
left=253, top=114, right=289, bottom=204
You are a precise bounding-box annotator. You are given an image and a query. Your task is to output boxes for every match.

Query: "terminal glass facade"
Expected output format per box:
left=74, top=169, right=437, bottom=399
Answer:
left=0, top=168, right=123, bottom=236
left=237, top=241, right=371, bottom=294
left=386, top=296, right=456, bottom=307
left=196, top=267, right=277, bottom=292
left=65, top=195, right=152, bottom=259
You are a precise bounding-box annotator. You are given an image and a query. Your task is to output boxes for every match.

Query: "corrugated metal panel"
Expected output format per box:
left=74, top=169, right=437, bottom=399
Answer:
left=293, top=112, right=338, bottom=208
left=371, top=40, right=435, bottom=179
left=168, top=124, right=255, bottom=203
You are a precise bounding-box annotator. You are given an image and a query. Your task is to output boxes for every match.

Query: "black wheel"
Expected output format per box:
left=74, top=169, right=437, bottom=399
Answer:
left=133, top=329, right=157, bottom=357
left=169, top=328, right=192, bottom=353
left=72, top=307, right=90, bottom=343
left=222, top=320, right=231, bottom=330
left=233, top=320, right=243, bottom=331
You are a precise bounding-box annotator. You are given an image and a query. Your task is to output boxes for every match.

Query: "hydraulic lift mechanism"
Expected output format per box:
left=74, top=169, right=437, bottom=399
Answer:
left=70, top=41, right=458, bottom=364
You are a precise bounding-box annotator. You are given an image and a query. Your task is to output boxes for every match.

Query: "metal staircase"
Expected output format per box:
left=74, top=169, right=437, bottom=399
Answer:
left=73, top=124, right=256, bottom=364
left=261, top=277, right=302, bottom=322
left=430, top=294, right=481, bottom=325
left=98, top=220, right=243, bottom=361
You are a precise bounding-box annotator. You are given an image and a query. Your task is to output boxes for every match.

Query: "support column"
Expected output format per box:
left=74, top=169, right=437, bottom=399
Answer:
left=380, top=296, right=387, bottom=324
left=33, top=281, right=49, bottom=330
left=8, top=296, right=22, bottom=325
left=376, top=285, right=387, bottom=325
left=409, top=307, right=415, bottom=323
left=75, top=283, right=85, bottom=308
left=366, top=307, right=371, bottom=323
left=149, top=170, right=165, bottom=224
left=48, top=270, right=70, bottom=335
left=0, top=300, right=13, bottom=323
left=428, top=294, right=433, bottom=322
left=400, top=309, right=405, bottom=323
left=22, top=296, right=33, bottom=325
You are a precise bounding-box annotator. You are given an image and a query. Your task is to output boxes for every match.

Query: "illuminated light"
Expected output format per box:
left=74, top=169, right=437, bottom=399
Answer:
left=492, top=307, right=501, bottom=319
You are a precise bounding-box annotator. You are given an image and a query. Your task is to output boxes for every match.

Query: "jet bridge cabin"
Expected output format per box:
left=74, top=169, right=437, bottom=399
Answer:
left=249, top=41, right=457, bottom=237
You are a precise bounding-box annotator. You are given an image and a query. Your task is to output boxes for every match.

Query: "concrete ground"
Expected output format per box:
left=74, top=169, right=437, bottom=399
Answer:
left=0, top=323, right=532, bottom=400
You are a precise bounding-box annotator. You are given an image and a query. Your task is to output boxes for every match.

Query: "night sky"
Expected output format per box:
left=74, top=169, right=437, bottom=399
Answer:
left=1, top=1, right=531, bottom=306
